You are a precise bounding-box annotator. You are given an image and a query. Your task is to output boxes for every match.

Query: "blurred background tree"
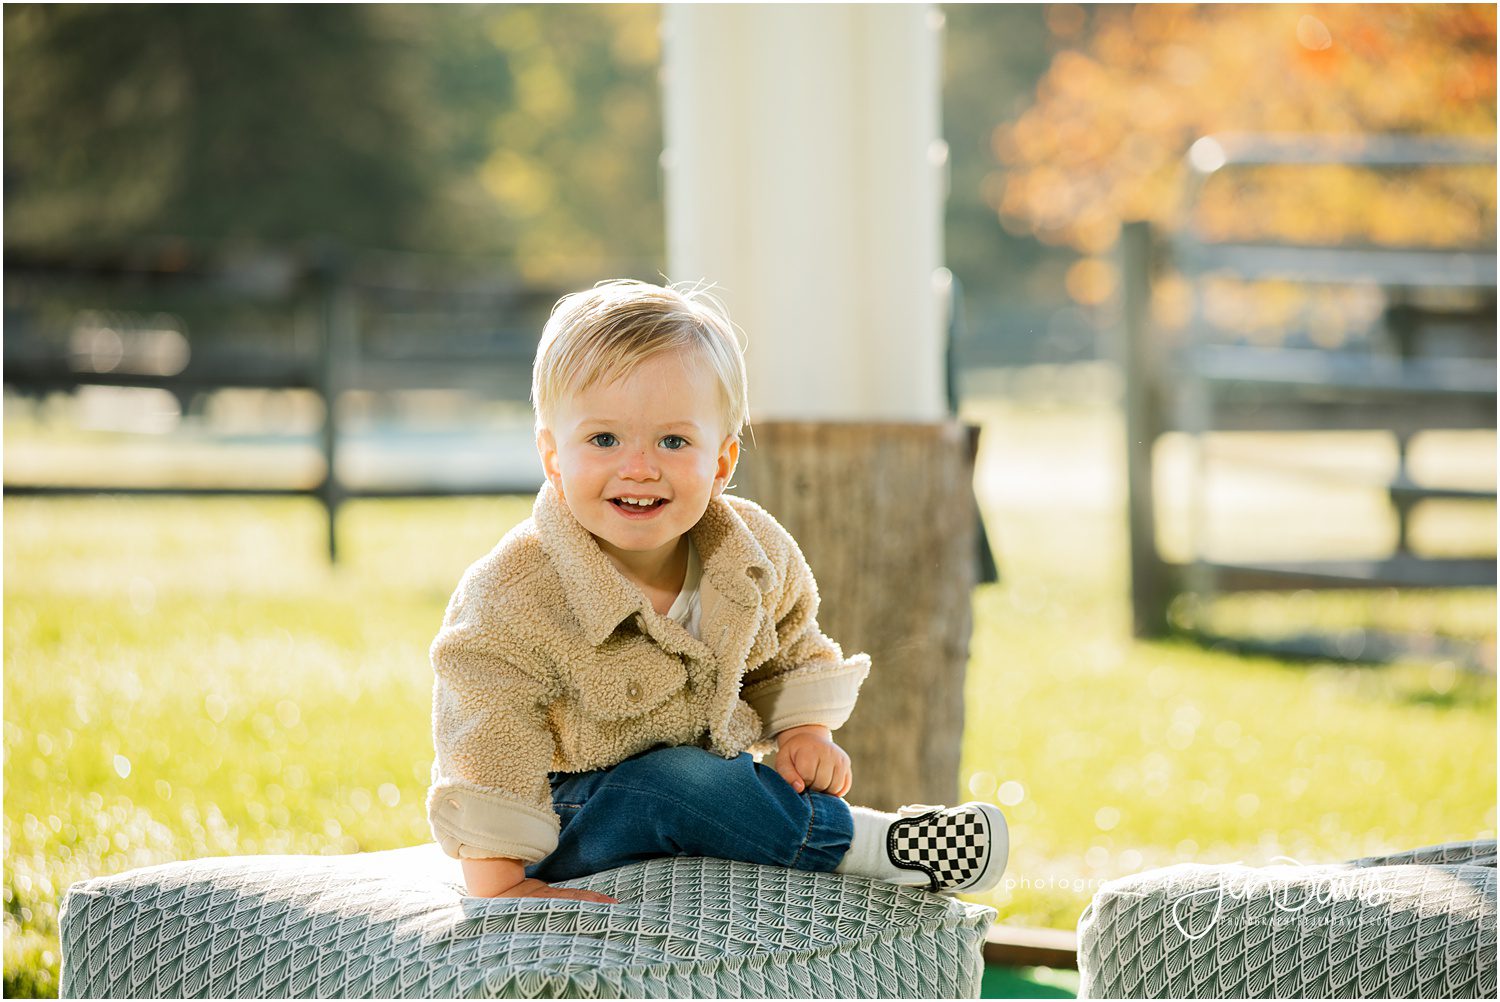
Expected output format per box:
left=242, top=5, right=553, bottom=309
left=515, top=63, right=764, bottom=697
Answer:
left=460, top=4, right=664, bottom=281
left=4, top=5, right=442, bottom=252
left=941, top=5, right=1075, bottom=363
left=3, top=4, right=664, bottom=282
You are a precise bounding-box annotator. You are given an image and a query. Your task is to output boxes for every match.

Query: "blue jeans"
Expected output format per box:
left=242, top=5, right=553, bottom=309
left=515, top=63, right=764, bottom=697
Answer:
left=526, top=744, right=855, bottom=883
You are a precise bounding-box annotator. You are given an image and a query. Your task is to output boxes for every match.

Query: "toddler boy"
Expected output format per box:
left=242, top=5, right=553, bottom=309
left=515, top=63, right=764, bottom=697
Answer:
left=427, top=279, right=1007, bottom=901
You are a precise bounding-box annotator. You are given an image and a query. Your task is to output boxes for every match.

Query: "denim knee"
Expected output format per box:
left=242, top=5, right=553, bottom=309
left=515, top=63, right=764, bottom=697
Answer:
left=605, top=746, right=764, bottom=824
left=605, top=745, right=849, bottom=869
left=612, top=745, right=740, bottom=800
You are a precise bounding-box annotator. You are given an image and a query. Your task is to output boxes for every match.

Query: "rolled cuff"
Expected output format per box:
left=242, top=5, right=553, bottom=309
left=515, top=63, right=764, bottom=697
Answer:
left=427, top=781, right=560, bottom=863
left=743, top=654, right=870, bottom=738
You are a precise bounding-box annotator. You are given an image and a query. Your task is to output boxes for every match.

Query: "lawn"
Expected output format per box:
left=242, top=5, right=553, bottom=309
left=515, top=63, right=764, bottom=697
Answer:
left=4, top=402, right=1496, bottom=997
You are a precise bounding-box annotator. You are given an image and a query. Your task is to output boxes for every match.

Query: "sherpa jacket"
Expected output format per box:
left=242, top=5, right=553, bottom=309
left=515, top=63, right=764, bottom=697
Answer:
left=427, top=481, right=871, bottom=863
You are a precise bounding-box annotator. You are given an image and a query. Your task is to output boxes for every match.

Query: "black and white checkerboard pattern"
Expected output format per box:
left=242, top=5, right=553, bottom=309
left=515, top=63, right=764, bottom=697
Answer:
left=887, top=808, right=990, bottom=892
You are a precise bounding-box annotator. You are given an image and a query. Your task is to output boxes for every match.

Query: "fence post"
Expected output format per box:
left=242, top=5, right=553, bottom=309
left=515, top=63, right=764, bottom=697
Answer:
left=1119, top=221, right=1171, bottom=636
left=314, top=250, right=353, bottom=562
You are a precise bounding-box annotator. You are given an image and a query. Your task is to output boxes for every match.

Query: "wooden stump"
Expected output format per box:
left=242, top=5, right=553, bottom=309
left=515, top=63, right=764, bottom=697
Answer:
left=735, top=420, right=978, bottom=811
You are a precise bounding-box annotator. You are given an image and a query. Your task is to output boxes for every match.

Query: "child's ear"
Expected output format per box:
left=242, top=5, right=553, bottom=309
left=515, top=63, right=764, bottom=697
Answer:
left=713, top=435, right=740, bottom=496
left=536, top=428, right=564, bottom=494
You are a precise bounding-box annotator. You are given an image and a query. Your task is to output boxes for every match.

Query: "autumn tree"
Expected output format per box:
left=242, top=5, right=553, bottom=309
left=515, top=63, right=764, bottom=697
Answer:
left=990, top=3, right=1498, bottom=309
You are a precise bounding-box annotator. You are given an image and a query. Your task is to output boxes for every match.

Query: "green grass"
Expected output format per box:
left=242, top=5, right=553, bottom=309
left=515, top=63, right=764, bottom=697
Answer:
left=4, top=406, right=1496, bottom=996
left=981, top=963, right=1079, bottom=998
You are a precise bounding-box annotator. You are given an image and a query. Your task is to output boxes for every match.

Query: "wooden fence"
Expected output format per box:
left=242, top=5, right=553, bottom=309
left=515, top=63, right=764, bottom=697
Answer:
left=1116, top=134, right=1497, bottom=668
left=4, top=246, right=557, bottom=559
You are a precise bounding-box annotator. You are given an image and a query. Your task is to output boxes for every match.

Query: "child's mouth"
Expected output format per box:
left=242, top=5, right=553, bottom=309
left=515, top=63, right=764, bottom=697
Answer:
left=610, top=497, right=667, bottom=518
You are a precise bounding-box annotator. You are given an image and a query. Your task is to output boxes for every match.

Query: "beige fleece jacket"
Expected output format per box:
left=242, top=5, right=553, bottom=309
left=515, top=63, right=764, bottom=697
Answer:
left=426, top=482, right=871, bottom=863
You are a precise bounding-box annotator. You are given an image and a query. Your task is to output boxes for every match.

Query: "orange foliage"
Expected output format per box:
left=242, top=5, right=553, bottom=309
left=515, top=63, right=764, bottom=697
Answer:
left=994, top=4, right=1497, bottom=254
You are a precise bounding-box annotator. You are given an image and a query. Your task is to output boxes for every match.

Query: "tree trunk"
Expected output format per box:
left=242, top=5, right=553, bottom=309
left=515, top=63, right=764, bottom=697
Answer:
left=735, top=420, right=977, bottom=812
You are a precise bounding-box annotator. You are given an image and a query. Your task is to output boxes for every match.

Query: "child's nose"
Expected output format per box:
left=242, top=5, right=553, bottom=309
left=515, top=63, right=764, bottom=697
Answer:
left=618, top=448, right=659, bottom=479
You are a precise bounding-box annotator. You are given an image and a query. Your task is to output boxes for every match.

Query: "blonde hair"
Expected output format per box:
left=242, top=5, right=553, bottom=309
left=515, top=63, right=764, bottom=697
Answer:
left=531, top=279, right=750, bottom=439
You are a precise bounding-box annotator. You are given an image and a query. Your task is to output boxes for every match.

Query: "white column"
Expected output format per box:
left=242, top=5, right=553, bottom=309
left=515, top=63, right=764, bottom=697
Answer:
left=661, top=3, right=948, bottom=423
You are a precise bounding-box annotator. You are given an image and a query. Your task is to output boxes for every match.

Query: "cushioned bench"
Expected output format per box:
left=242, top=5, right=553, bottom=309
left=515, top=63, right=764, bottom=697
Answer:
left=1077, top=840, right=1497, bottom=999
left=59, top=844, right=996, bottom=998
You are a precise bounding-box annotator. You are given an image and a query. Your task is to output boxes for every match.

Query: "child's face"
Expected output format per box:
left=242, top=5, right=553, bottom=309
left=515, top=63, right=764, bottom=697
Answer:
left=536, top=349, right=739, bottom=575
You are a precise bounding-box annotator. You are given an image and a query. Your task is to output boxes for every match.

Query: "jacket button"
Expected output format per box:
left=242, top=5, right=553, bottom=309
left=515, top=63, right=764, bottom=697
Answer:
left=626, top=682, right=642, bottom=701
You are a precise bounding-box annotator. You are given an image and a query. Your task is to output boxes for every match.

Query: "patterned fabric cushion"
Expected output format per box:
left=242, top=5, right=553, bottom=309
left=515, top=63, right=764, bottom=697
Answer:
left=1076, top=840, right=1498, bottom=999
left=59, top=844, right=995, bottom=998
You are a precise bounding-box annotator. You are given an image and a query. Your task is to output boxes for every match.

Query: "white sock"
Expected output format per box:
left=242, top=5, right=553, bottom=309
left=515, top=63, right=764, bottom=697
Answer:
left=834, top=805, right=928, bottom=885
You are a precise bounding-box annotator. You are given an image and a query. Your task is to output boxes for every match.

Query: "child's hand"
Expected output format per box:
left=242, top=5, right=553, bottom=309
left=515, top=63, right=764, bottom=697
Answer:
left=773, top=724, right=852, bottom=797
left=496, top=878, right=618, bottom=904
left=462, top=856, right=617, bottom=903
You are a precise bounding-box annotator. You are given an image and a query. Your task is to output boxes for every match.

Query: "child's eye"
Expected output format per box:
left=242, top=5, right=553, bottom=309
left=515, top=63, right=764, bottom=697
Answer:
left=588, top=433, right=618, bottom=448
left=660, top=435, right=689, bottom=450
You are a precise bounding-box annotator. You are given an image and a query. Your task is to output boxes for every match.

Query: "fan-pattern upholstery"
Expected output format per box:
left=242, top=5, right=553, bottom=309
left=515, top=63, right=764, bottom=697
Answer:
left=59, top=845, right=995, bottom=999
left=1077, top=840, right=1497, bottom=999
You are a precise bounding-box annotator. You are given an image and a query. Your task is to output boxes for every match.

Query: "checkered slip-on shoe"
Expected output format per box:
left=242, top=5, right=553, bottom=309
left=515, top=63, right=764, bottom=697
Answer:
left=887, top=802, right=1009, bottom=894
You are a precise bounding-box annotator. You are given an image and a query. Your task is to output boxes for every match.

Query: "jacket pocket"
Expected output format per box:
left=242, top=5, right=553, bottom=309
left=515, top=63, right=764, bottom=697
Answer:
left=568, top=650, right=687, bottom=721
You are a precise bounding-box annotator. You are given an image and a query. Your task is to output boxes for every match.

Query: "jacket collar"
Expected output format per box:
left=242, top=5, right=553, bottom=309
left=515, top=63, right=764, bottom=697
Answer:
left=532, top=481, right=776, bottom=648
